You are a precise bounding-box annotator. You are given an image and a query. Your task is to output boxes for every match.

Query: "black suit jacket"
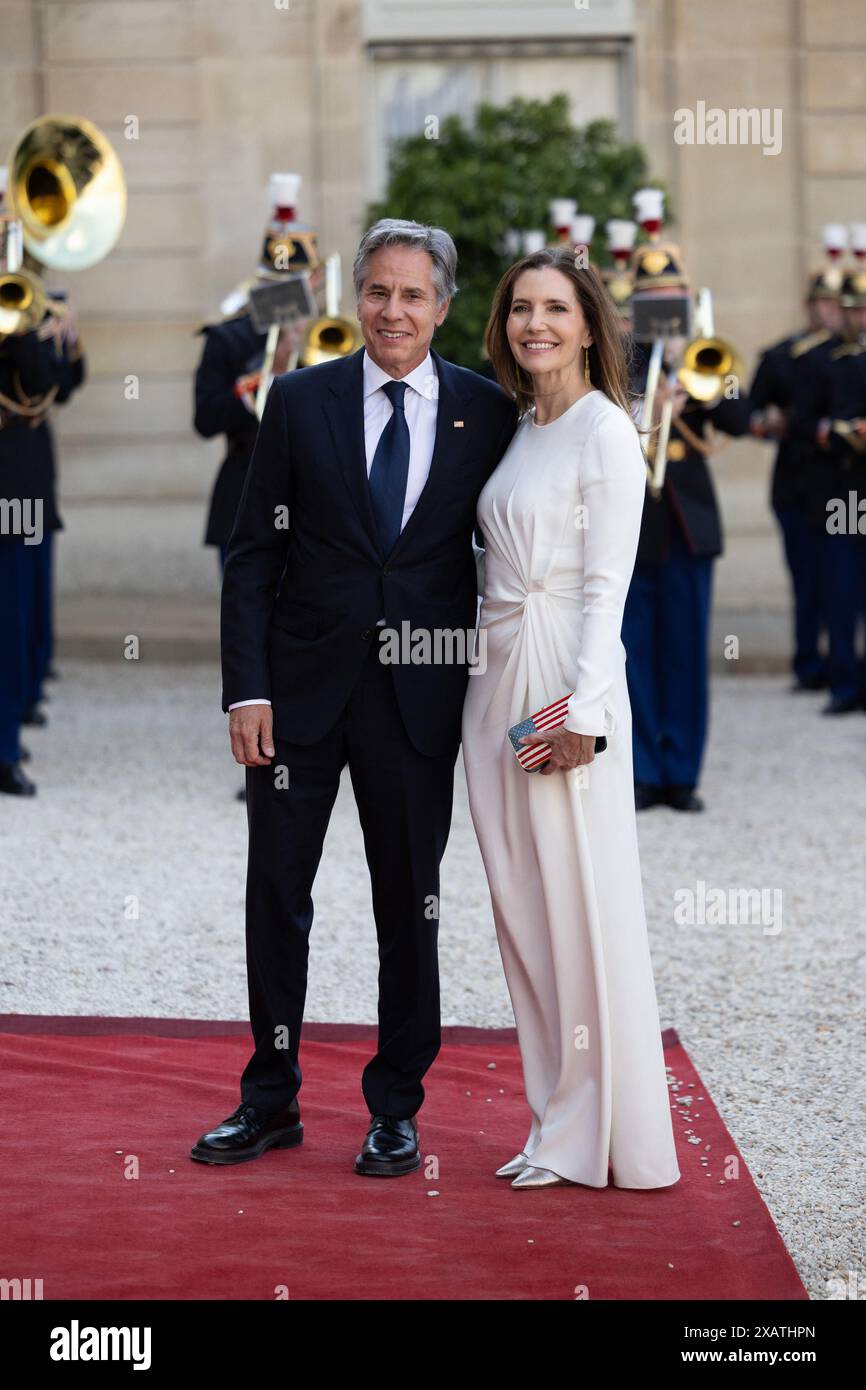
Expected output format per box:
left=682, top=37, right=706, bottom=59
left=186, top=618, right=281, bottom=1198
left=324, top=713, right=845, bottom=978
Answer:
left=220, top=346, right=518, bottom=756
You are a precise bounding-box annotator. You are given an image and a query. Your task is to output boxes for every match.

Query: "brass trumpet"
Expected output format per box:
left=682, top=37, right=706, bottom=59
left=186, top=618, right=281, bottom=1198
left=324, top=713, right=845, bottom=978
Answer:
left=0, top=269, right=50, bottom=336
left=0, top=214, right=51, bottom=336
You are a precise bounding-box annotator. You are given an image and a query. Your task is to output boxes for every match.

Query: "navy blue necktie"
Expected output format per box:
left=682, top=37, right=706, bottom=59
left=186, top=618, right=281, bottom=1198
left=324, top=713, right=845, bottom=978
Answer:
left=368, top=379, right=410, bottom=556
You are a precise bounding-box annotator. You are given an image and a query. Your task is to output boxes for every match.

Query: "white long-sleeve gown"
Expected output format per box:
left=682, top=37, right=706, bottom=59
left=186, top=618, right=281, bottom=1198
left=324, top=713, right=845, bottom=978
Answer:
left=461, top=388, right=680, bottom=1189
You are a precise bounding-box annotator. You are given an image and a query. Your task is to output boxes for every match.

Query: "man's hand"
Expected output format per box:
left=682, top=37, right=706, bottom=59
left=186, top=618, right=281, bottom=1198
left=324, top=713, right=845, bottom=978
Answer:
left=229, top=704, right=275, bottom=766
left=656, top=377, right=689, bottom=419
left=519, top=727, right=596, bottom=775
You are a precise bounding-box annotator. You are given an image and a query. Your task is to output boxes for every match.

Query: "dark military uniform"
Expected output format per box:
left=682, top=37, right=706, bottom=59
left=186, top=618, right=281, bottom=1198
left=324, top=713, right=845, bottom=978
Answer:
left=27, top=332, right=85, bottom=711
left=621, top=344, right=753, bottom=797
left=0, top=324, right=70, bottom=783
left=193, top=312, right=267, bottom=566
left=749, top=328, right=834, bottom=687
left=790, top=332, right=866, bottom=707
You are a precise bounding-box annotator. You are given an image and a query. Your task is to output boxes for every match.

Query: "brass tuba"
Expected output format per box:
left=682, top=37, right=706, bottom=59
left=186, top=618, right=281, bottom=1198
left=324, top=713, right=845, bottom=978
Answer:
left=6, top=113, right=127, bottom=271
left=0, top=112, right=125, bottom=428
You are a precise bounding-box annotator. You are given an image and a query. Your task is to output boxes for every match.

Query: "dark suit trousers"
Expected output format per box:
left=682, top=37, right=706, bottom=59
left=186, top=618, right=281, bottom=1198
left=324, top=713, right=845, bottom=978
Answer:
left=240, top=630, right=457, bottom=1118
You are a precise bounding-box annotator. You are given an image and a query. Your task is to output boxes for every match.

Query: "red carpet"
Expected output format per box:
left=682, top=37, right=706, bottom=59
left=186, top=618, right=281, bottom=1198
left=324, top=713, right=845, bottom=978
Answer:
left=0, top=1016, right=806, bottom=1300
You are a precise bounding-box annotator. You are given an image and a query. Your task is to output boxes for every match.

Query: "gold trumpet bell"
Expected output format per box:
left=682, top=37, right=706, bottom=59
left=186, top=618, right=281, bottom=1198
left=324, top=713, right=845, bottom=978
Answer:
left=0, top=270, right=47, bottom=336
left=8, top=114, right=127, bottom=270
left=301, top=315, right=363, bottom=366
left=677, top=336, right=743, bottom=403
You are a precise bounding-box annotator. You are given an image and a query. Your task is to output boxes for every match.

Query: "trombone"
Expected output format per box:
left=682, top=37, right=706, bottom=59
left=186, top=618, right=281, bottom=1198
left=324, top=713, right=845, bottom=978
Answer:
left=248, top=255, right=362, bottom=418
left=645, top=290, right=743, bottom=496
left=300, top=253, right=363, bottom=367
left=676, top=289, right=743, bottom=405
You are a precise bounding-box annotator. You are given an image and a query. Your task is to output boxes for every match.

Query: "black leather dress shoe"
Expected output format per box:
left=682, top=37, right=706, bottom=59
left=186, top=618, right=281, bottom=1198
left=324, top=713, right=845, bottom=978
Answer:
left=790, top=674, right=827, bottom=692
left=664, top=784, right=705, bottom=812
left=634, top=782, right=663, bottom=811
left=0, top=762, right=36, bottom=796
left=190, top=1099, right=303, bottom=1165
left=822, top=696, right=861, bottom=715
left=355, top=1114, right=420, bottom=1177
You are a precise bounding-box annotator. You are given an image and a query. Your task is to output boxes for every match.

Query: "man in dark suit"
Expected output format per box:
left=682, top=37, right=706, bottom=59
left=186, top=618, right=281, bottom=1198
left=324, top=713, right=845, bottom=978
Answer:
left=191, top=219, right=518, bottom=1175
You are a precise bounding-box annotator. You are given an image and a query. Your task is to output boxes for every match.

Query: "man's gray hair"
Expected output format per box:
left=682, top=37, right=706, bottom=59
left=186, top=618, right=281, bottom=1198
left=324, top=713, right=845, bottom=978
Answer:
left=353, top=218, right=458, bottom=306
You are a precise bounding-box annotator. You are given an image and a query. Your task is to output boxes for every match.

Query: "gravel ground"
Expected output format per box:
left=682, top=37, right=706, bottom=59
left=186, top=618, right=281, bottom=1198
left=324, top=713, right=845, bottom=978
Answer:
left=1, top=659, right=863, bottom=1301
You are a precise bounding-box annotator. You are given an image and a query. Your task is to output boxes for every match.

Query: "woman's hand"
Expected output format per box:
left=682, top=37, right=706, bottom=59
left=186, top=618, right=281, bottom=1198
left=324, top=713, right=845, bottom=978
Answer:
left=519, top=727, right=596, bottom=775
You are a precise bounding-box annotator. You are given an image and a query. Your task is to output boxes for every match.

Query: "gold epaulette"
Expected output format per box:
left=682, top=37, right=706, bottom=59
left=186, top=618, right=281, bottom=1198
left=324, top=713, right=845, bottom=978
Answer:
left=789, top=329, right=831, bottom=359
left=830, top=341, right=866, bottom=361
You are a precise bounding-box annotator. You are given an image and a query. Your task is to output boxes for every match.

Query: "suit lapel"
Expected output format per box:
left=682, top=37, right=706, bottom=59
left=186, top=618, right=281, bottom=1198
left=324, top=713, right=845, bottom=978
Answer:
left=324, top=347, right=382, bottom=558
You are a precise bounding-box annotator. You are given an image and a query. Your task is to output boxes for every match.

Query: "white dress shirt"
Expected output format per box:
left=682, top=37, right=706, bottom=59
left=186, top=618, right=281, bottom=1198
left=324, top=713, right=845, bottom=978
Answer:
left=229, top=349, right=439, bottom=710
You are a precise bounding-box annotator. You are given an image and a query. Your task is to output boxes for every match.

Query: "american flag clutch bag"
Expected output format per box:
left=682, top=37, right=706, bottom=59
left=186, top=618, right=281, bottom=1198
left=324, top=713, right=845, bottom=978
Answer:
left=508, top=693, right=608, bottom=773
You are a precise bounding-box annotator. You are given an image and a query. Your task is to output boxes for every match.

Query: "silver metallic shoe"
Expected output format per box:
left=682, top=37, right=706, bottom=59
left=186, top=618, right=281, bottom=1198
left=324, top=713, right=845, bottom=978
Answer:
left=511, top=1164, right=575, bottom=1189
left=495, top=1152, right=530, bottom=1178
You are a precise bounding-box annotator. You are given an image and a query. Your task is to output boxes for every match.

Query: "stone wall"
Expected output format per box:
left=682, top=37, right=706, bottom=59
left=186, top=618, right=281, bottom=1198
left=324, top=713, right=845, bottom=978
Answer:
left=1, top=0, right=863, bottom=663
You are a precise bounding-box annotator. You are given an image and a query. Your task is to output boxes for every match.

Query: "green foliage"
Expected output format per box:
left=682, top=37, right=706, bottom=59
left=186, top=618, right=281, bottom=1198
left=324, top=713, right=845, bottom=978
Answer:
left=365, top=94, right=660, bottom=367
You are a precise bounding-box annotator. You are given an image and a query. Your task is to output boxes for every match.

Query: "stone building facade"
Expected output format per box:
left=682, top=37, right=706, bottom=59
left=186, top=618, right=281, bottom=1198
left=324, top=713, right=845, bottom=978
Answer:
left=1, top=0, right=864, bottom=660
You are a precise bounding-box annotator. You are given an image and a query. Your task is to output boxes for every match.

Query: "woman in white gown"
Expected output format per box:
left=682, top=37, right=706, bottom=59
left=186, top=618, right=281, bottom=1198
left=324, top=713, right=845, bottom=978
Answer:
left=462, top=248, right=680, bottom=1190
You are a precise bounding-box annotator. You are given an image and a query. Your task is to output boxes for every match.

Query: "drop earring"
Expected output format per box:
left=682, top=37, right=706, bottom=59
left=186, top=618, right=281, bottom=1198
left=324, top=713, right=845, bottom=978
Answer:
left=584, top=344, right=592, bottom=386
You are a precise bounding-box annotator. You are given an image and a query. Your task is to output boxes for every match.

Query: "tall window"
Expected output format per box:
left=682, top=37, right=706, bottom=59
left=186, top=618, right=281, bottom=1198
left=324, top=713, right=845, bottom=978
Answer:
left=367, top=42, right=630, bottom=196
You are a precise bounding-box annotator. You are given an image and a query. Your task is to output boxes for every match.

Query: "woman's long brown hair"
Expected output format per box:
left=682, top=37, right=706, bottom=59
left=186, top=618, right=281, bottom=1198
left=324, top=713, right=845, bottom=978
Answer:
left=485, top=248, right=634, bottom=419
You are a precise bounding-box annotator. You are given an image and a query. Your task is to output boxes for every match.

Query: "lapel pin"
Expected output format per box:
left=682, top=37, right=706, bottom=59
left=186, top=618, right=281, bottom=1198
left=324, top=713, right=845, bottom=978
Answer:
left=453, top=420, right=464, bottom=428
